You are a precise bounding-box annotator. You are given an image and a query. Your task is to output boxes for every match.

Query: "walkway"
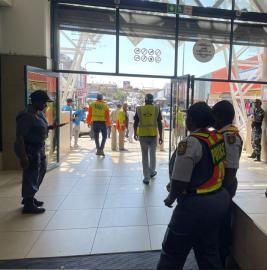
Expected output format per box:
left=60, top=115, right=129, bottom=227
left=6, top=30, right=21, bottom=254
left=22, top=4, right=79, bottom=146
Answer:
left=0, top=137, right=266, bottom=260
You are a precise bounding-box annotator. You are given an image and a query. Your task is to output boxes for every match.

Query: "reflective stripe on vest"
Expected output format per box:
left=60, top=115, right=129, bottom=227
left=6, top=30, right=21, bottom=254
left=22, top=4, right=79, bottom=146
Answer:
left=219, top=125, right=243, bottom=151
left=91, top=101, right=107, bottom=122
left=137, top=105, right=159, bottom=136
left=191, top=130, right=226, bottom=194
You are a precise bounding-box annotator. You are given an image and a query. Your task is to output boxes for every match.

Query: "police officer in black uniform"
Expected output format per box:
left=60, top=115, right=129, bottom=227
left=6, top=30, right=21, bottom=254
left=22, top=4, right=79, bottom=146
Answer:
left=15, top=90, right=64, bottom=214
left=212, top=100, right=243, bottom=266
left=249, top=99, right=264, bottom=161
left=157, top=102, right=230, bottom=270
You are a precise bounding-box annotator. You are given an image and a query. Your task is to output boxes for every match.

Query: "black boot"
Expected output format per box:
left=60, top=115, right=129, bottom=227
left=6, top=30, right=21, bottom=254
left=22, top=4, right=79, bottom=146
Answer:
left=22, top=197, right=45, bottom=214
left=21, top=197, right=44, bottom=207
left=248, top=153, right=256, bottom=158
left=254, top=156, right=261, bottom=162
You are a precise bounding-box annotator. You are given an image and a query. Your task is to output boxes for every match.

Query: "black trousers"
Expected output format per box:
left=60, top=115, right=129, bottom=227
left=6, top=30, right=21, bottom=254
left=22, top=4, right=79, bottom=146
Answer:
left=157, top=189, right=230, bottom=270
left=219, top=177, right=238, bottom=266
left=22, top=145, right=47, bottom=199
left=93, top=121, right=107, bottom=150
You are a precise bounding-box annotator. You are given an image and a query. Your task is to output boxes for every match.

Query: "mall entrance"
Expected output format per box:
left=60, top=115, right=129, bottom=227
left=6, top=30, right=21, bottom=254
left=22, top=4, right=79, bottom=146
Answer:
left=48, top=0, right=267, bottom=162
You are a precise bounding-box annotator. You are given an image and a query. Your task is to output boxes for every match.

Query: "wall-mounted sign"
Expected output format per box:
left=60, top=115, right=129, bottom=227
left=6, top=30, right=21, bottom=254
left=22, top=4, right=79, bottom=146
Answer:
left=167, top=4, right=193, bottom=15
left=134, top=48, right=161, bottom=63
left=193, top=39, right=215, bottom=63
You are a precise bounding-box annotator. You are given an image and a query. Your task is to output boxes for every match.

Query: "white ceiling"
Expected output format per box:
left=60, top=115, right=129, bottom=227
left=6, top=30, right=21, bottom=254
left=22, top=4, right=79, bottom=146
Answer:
left=0, top=0, right=12, bottom=7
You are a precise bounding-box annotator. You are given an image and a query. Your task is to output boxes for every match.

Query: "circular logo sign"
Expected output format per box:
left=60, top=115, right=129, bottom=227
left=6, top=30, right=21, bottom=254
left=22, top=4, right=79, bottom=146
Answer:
left=193, top=39, right=215, bottom=63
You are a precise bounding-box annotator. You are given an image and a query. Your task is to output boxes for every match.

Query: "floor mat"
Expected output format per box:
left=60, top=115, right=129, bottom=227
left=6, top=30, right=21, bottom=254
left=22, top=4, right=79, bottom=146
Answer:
left=0, top=250, right=198, bottom=269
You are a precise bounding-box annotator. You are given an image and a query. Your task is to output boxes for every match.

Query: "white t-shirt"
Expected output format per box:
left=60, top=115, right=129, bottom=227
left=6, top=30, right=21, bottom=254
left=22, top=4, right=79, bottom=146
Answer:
left=128, top=111, right=135, bottom=123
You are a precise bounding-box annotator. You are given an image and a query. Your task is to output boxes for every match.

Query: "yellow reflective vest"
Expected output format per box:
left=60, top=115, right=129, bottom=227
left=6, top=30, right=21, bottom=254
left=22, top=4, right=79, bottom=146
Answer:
left=90, top=101, right=109, bottom=122
left=137, top=105, right=159, bottom=136
left=116, top=109, right=126, bottom=131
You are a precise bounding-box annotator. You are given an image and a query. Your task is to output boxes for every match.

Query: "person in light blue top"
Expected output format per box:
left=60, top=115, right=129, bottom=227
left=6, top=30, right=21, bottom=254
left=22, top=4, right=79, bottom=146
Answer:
left=72, top=107, right=87, bottom=147
left=62, top=98, right=73, bottom=112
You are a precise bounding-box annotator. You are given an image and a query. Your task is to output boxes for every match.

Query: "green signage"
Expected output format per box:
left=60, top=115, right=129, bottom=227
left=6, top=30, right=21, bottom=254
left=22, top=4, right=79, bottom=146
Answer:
left=167, top=4, right=192, bottom=15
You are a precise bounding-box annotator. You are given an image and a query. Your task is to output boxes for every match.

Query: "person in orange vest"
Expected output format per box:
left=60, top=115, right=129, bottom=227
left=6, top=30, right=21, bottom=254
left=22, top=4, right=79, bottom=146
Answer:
left=212, top=100, right=243, bottom=267
left=157, top=102, right=230, bottom=270
left=116, top=103, right=128, bottom=151
left=87, top=93, right=111, bottom=156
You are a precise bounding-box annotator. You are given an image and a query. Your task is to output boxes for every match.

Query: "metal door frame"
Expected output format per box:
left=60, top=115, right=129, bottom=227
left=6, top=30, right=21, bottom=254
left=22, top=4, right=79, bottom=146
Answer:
left=169, top=74, right=194, bottom=159
left=24, top=66, right=60, bottom=170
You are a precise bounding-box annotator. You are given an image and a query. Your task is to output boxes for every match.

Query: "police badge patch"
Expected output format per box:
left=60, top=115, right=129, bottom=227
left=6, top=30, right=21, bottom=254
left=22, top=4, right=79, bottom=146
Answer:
left=227, top=134, right=236, bottom=144
left=177, top=141, right=187, bottom=155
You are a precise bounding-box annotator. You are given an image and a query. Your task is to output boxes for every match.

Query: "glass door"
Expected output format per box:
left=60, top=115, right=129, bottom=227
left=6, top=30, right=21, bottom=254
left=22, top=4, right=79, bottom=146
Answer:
left=169, top=75, right=193, bottom=158
left=24, top=66, right=59, bottom=168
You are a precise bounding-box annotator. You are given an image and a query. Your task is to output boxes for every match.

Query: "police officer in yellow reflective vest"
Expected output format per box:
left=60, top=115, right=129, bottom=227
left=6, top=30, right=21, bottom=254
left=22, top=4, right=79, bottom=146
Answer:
left=134, top=94, right=163, bottom=184
left=157, top=102, right=230, bottom=270
left=87, top=93, right=111, bottom=156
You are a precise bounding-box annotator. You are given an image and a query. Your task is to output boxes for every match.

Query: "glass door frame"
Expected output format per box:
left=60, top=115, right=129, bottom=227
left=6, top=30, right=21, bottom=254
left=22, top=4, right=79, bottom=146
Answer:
left=24, top=66, right=60, bottom=169
left=169, top=74, right=194, bottom=159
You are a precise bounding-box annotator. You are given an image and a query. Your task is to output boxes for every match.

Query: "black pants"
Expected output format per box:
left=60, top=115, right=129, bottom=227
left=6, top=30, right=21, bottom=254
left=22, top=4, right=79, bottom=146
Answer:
left=219, top=177, right=238, bottom=265
left=22, top=145, right=47, bottom=199
left=93, top=121, right=107, bottom=150
left=157, top=189, right=230, bottom=270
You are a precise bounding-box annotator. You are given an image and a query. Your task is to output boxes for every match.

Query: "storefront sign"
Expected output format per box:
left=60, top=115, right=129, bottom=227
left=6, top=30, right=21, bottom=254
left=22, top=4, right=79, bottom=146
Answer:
left=193, top=39, right=215, bottom=63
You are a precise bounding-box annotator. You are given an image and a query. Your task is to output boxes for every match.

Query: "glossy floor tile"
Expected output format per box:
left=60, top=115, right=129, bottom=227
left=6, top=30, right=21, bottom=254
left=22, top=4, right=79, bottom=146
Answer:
left=0, top=231, right=41, bottom=259
left=27, top=228, right=96, bottom=258
left=92, top=226, right=150, bottom=254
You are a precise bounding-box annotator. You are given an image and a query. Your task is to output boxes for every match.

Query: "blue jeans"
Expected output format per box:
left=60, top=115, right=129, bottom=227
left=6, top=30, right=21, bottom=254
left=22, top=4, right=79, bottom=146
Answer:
left=93, top=122, right=107, bottom=150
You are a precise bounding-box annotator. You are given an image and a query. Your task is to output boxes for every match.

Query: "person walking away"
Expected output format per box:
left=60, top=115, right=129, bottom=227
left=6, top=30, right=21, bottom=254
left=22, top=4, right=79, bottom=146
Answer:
left=157, top=102, right=230, bottom=270
left=127, top=106, right=135, bottom=143
left=14, top=90, right=66, bottom=214
left=72, top=106, right=87, bottom=148
left=212, top=100, right=243, bottom=266
left=117, top=104, right=127, bottom=151
left=111, top=104, right=122, bottom=151
left=134, top=94, right=163, bottom=184
left=87, top=93, right=110, bottom=156
left=248, top=99, right=264, bottom=161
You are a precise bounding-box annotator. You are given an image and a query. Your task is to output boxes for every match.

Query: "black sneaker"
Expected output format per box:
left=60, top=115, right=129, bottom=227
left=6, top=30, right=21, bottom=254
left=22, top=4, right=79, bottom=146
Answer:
left=22, top=206, right=46, bottom=214
left=21, top=198, right=44, bottom=207
left=100, top=150, right=105, bottom=156
left=254, top=157, right=261, bottom=162
left=248, top=154, right=256, bottom=158
left=143, top=178, right=150, bottom=185
left=96, top=149, right=101, bottom=155
left=150, top=171, right=157, bottom=178
left=33, top=198, right=44, bottom=207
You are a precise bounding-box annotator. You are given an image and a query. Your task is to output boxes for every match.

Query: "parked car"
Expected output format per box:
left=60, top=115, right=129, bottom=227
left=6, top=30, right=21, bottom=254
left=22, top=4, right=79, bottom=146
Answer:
left=79, top=120, right=90, bottom=137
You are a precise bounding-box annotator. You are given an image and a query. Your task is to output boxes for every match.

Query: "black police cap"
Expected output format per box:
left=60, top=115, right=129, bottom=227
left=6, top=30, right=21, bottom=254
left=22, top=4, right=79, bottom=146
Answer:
left=30, top=90, right=53, bottom=102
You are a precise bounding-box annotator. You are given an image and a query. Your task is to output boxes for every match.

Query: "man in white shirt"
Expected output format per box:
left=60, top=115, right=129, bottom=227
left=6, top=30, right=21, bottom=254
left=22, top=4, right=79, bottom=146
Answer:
left=127, top=106, right=135, bottom=143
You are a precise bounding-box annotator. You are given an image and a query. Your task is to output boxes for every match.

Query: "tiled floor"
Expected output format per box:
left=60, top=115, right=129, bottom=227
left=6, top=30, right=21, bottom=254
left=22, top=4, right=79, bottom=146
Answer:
left=0, top=137, right=267, bottom=260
